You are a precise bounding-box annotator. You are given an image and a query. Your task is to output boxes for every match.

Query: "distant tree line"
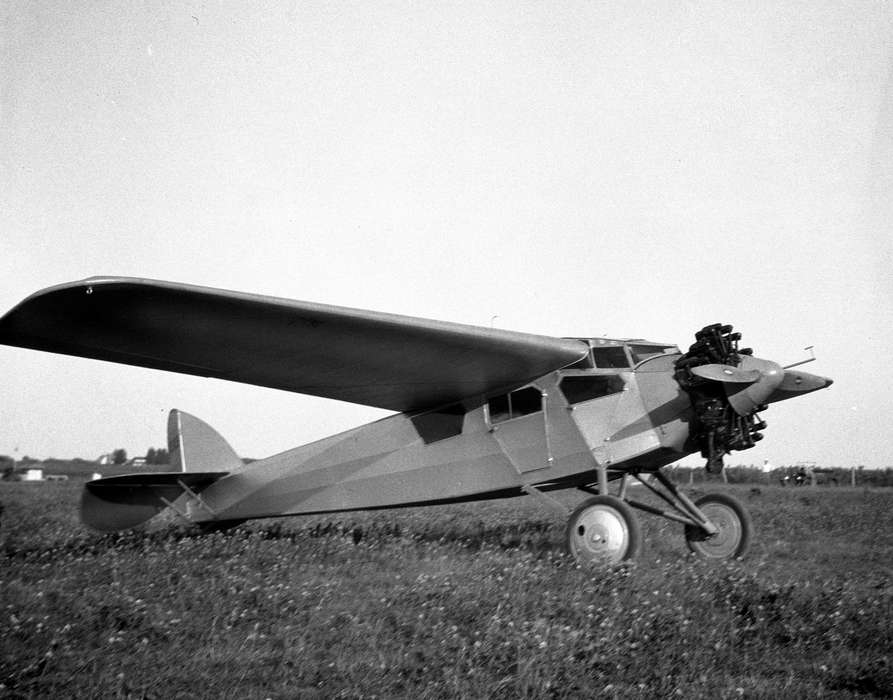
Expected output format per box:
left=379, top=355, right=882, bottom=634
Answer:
left=669, top=465, right=893, bottom=488
left=145, top=447, right=169, bottom=465
left=105, top=448, right=169, bottom=465
left=1, top=455, right=14, bottom=480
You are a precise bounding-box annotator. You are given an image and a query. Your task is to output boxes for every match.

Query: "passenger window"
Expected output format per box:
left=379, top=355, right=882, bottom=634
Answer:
left=488, top=394, right=510, bottom=423
left=591, top=346, right=630, bottom=368
left=509, top=387, right=542, bottom=417
left=488, top=387, right=543, bottom=424
left=559, top=375, right=625, bottom=404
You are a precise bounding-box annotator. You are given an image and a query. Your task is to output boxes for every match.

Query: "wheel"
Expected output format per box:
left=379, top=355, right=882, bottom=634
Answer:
left=566, top=495, right=641, bottom=565
left=684, top=493, right=752, bottom=559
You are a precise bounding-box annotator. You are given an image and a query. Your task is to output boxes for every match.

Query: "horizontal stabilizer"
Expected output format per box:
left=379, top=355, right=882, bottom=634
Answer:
left=81, top=472, right=227, bottom=532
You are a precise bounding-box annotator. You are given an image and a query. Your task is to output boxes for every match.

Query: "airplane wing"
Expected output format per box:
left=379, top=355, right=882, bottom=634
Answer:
left=0, top=277, right=588, bottom=412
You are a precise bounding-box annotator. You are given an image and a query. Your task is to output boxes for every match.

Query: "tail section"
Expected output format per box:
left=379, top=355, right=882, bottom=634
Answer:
left=81, top=471, right=228, bottom=531
left=167, top=409, right=244, bottom=473
left=80, top=409, right=241, bottom=532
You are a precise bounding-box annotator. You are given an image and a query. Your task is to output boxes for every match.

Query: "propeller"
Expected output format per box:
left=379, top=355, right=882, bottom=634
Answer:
left=673, top=325, right=763, bottom=472
left=689, top=364, right=761, bottom=384
left=674, top=324, right=832, bottom=474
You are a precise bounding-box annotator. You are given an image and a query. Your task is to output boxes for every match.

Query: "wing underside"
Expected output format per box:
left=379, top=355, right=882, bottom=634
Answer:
left=0, top=277, right=587, bottom=412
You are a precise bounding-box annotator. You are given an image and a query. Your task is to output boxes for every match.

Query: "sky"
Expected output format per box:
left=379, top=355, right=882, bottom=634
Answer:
left=1, top=2, right=891, bottom=468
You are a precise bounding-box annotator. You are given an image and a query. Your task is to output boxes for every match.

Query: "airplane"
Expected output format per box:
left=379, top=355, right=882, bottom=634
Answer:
left=0, top=277, right=833, bottom=565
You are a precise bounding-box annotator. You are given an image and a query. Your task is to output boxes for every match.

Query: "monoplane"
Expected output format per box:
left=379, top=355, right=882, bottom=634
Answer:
left=0, top=277, right=832, bottom=563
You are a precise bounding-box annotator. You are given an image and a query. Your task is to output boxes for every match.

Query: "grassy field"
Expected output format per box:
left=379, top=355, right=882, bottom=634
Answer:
left=1, top=481, right=891, bottom=699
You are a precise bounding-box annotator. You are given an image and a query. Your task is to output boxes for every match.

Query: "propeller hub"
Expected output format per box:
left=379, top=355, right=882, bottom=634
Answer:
left=724, top=356, right=784, bottom=416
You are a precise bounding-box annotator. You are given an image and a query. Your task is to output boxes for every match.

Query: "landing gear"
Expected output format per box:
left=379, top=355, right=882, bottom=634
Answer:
left=684, top=493, right=751, bottom=559
left=564, top=469, right=752, bottom=565
left=566, top=495, right=640, bottom=565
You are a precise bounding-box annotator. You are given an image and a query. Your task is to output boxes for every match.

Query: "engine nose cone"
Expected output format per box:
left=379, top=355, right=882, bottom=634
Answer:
left=724, top=356, right=784, bottom=416
left=766, top=370, right=833, bottom=404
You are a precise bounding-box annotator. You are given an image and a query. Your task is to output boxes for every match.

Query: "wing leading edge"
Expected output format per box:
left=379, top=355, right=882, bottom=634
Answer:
left=0, top=277, right=588, bottom=412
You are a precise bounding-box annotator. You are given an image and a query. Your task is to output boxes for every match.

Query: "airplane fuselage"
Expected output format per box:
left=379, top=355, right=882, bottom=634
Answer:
left=187, top=339, right=690, bottom=522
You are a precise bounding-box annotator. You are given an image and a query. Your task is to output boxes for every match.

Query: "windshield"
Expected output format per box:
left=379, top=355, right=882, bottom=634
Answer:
left=628, top=344, right=679, bottom=364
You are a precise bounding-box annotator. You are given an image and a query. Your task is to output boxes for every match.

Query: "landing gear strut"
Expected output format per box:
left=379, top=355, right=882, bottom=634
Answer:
left=564, top=467, right=751, bottom=565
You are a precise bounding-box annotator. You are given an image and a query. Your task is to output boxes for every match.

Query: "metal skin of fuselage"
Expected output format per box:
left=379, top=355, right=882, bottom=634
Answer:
left=170, top=345, right=815, bottom=526
left=168, top=348, right=682, bottom=524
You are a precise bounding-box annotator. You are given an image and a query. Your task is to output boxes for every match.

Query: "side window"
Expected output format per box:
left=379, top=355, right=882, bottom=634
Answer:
left=488, top=394, right=511, bottom=424
left=488, top=387, right=543, bottom=425
left=591, top=346, right=630, bottom=368
left=509, top=387, right=542, bottom=417
left=559, top=375, right=625, bottom=404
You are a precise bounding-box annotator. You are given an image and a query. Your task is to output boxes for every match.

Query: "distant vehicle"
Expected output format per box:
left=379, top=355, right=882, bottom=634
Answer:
left=781, top=461, right=823, bottom=487
left=0, top=277, right=833, bottom=564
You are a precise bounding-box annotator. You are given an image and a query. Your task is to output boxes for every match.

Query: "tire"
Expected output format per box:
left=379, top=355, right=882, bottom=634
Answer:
left=684, top=493, right=752, bottom=559
left=566, top=495, right=641, bottom=565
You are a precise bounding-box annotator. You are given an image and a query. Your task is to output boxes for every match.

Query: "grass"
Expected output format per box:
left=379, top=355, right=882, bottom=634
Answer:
left=1, top=481, right=891, bottom=698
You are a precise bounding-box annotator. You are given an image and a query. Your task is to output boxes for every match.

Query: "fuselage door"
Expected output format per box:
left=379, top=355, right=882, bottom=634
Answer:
left=487, top=386, right=551, bottom=473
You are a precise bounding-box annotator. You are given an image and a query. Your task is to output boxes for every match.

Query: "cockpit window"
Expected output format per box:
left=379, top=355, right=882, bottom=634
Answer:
left=628, top=344, right=678, bottom=364
left=591, top=346, right=630, bottom=368
left=559, top=375, right=626, bottom=404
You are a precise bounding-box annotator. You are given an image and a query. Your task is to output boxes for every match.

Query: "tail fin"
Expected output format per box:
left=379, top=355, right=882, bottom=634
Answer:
left=167, top=409, right=243, bottom=473
left=81, top=409, right=241, bottom=532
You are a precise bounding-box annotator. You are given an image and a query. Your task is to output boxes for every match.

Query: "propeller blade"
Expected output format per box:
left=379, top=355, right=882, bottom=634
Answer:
left=690, top=364, right=761, bottom=383
left=724, top=356, right=784, bottom=415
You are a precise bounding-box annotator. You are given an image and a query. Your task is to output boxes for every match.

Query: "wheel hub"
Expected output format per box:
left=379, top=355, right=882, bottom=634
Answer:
left=691, top=504, right=742, bottom=557
left=571, top=507, right=628, bottom=562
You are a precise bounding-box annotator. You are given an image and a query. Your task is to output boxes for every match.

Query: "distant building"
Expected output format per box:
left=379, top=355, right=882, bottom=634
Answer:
left=129, top=457, right=147, bottom=467
left=23, top=468, right=44, bottom=481
left=97, top=453, right=113, bottom=465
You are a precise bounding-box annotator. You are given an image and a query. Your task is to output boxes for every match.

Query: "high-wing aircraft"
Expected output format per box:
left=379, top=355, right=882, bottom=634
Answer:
left=0, top=277, right=832, bottom=564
